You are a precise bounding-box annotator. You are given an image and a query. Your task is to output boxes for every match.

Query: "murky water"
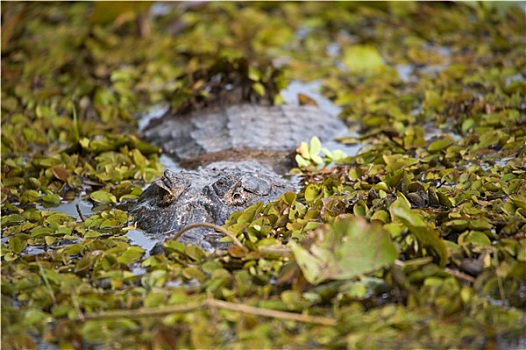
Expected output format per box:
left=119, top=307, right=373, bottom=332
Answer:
left=137, top=104, right=169, bottom=132
left=281, top=79, right=362, bottom=157
left=49, top=197, right=92, bottom=221
left=125, top=229, right=157, bottom=255
left=281, top=80, right=342, bottom=117
left=30, top=197, right=157, bottom=255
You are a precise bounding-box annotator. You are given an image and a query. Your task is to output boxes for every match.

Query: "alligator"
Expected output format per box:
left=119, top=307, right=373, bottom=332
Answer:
left=142, top=104, right=347, bottom=173
left=131, top=103, right=347, bottom=251
left=130, top=160, right=294, bottom=251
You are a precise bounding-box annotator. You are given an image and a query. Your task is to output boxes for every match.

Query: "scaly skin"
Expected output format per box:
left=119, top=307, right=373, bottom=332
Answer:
left=130, top=161, right=294, bottom=251
left=133, top=104, right=346, bottom=251
left=144, top=103, right=348, bottom=169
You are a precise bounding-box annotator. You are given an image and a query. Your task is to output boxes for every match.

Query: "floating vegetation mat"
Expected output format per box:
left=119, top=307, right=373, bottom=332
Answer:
left=2, top=2, right=525, bottom=349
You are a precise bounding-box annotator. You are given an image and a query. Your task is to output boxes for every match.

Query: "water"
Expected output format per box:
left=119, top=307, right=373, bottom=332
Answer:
left=281, top=79, right=343, bottom=117
left=396, top=64, right=414, bottom=83
left=137, top=104, right=169, bottom=131
left=31, top=197, right=158, bottom=253
left=280, top=80, right=362, bottom=157
left=125, top=229, right=158, bottom=255
left=50, top=197, right=92, bottom=221
left=160, top=153, right=181, bottom=171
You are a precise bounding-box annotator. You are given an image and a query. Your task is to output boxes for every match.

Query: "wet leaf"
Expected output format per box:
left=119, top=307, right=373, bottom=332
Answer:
left=291, top=216, right=397, bottom=284
left=390, top=194, right=448, bottom=266
left=117, top=246, right=144, bottom=264
left=342, top=45, right=386, bottom=75
left=428, top=136, right=455, bottom=152
left=252, top=82, right=265, bottom=97
left=90, top=190, right=117, bottom=204
left=2, top=3, right=526, bottom=349
left=304, top=184, right=321, bottom=203
left=298, top=93, right=318, bottom=107
left=42, top=192, right=61, bottom=206
left=23, top=309, right=48, bottom=326
left=510, top=195, right=526, bottom=210
left=310, top=137, right=322, bottom=159
left=8, top=236, right=27, bottom=254
left=248, top=66, right=262, bottom=81
left=458, top=231, right=491, bottom=247
left=1, top=214, right=26, bottom=226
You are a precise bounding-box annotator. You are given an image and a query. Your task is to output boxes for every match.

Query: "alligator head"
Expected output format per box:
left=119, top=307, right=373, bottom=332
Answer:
left=130, top=161, right=293, bottom=251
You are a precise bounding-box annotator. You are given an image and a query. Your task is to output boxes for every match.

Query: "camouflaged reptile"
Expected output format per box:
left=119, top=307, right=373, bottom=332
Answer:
left=131, top=103, right=347, bottom=251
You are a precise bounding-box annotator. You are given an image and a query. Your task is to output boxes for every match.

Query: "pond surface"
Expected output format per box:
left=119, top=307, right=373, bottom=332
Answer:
left=32, top=80, right=362, bottom=256
left=2, top=2, right=525, bottom=349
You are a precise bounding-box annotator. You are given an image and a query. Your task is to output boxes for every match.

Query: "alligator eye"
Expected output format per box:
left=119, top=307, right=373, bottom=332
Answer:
left=212, top=175, right=254, bottom=206
left=240, top=176, right=271, bottom=196
left=212, top=176, right=237, bottom=198
left=154, top=170, right=190, bottom=206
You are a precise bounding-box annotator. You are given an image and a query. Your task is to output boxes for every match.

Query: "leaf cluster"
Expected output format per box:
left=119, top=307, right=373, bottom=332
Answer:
left=2, top=2, right=525, bottom=349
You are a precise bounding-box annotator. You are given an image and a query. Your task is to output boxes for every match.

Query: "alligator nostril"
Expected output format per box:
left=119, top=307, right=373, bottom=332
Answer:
left=231, top=191, right=245, bottom=205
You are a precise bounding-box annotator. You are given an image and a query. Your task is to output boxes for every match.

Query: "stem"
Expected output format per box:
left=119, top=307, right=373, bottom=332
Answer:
left=76, top=204, right=85, bottom=222
left=163, top=222, right=244, bottom=248
left=72, top=103, right=80, bottom=142
left=83, top=298, right=338, bottom=326
left=207, top=299, right=337, bottom=326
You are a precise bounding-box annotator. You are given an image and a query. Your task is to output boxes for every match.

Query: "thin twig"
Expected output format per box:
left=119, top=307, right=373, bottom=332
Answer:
left=206, top=299, right=337, bottom=326
left=83, top=298, right=338, bottom=326
left=76, top=204, right=85, bottom=222
left=71, top=292, right=85, bottom=322
left=85, top=301, right=204, bottom=320
left=163, top=222, right=244, bottom=248
left=444, top=267, right=475, bottom=283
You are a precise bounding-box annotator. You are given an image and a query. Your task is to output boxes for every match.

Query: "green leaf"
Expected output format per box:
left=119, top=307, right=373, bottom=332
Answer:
left=1, top=214, right=26, bottom=226
left=132, top=149, right=147, bottom=168
left=295, top=154, right=310, bottom=168
left=236, top=202, right=263, bottom=223
left=23, top=309, right=48, bottom=326
left=90, top=190, right=117, bottom=204
left=342, top=45, right=386, bottom=75
left=311, top=154, right=323, bottom=165
left=79, top=137, right=90, bottom=149
left=330, top=149, right=348, bottom=162
left=510, top=195, right=526, bottom=209
left=273, top=93, right=284, bottom=105
left=8, top=236, right=27, bottom=254
left=297, top=141, right=310, bottom=159
left=117, top=246, right=145, bottom=264
left=248, top=66, right=262, bottom=81
left=390, top=194, right=448, bottom=266
left=42, top=192, right=61, bottom=206
left=304, top=184, right=321, bottom=203
left=428, top=136, right=455, bottom=152
left=252, top=82, right=265, bottom=97
left=291, top=216, right=398, bottom=284
left=462, top=118, right=475, bottom=134
left=458, top=231, right=491, bottom=247
left=309, top=136, right=321, bottom=157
